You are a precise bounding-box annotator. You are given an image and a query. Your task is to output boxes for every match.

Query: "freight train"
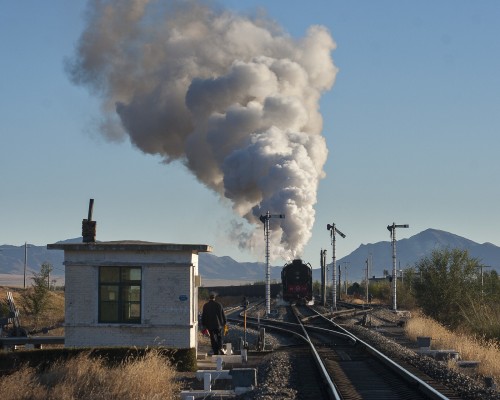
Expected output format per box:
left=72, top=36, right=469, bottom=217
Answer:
left=281, top=259, right=313, bottom=304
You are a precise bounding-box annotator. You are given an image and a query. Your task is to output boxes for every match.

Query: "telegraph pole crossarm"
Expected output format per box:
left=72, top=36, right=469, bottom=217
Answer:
left=387, top=222, right=409, bottom=312
left=260, top=211, right=285, bottom=316
left=327, top=223, right=346, bottom=311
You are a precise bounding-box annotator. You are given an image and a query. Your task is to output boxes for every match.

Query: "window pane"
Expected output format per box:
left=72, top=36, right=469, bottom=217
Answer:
left=133, top=286, right=141, bottom=301
left=123, top=302, right=141, bottom=320
left=101, top=285, right=119, bottom=301
left=99, top=266, right=142, bottom=324
left=122, top=285, right=141, bottom=302
left=100, top=301, right=119, bottom=322
left=100, top=267, right=120, bottom=283
left=122, top=267, right=141, bottom=282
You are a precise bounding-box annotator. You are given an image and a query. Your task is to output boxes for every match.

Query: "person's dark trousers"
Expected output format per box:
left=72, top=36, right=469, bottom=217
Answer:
left=208, top=328, right=223, bottom=355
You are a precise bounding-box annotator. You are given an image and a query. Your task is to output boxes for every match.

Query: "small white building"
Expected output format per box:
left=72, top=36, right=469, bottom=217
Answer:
left=47, top=241, right=211, bottom=351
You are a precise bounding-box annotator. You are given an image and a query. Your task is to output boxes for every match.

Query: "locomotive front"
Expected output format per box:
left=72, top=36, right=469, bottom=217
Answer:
left=281, top=259, right=313, bottom=303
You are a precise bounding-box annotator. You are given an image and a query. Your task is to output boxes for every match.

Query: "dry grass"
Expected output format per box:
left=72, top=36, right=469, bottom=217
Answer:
left=0, top=350, right=180, bottom=400
left=0, top=286, right=65, bottom=335
left=199, top=295, right=244, bottom=310
left=1, top=288, right=180, bottom=397
left=405, top=312, right=500, bottom=382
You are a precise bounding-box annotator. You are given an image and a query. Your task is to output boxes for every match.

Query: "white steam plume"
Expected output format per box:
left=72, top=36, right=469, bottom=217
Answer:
left=68, top=0, right=337, bottom=261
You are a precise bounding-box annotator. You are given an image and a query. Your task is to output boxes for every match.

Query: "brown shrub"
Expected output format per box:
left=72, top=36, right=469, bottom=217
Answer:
left=406, top=312, right=500, bottom=382
left=0, top=350, right=180, bottom=400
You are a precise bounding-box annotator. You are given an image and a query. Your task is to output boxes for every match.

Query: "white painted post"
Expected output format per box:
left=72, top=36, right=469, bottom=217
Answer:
left=216, top=356, right=223, bottom=371
left=204, top=373, right=211, bottom=391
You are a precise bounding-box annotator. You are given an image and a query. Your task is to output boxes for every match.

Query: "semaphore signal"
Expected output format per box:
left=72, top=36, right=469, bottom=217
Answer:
left=259, top=211, right=285, bottom=316
left=327, top=223, right=346, bottom=310
left=387, top=222, right=409, bottom=311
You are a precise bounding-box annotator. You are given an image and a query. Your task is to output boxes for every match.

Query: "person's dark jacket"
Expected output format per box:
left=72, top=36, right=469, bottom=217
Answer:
left=202, top=299, right=226, bottom=330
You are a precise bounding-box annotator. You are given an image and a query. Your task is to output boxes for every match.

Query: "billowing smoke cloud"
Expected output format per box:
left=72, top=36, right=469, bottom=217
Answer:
left=68, top=0, right=337, bottom=260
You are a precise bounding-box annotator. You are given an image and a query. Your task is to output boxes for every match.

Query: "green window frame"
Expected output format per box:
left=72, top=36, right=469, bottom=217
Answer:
left=99, top=266, right=142, bottom=324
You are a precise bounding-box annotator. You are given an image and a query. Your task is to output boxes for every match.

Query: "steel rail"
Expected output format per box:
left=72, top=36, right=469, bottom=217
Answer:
left=311, top=307, right=451, bottom=400
left=233, top=314, right=358, bottom=344
left=290, top=306, right=342, bottom=400
left=227, top=318, right=309, bottom=343
left=228, top=313, right=342, bottom=400
left=231, top=304, right=451, bottom=399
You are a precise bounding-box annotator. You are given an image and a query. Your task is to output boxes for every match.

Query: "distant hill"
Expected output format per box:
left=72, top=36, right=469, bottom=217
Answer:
left=197, top=254, right=272, bottom=283
left=0, top=243, right=67, bottom=277
left=1, top=229, right=498, bottom=285
left=334, top=228, right=500, bottom=282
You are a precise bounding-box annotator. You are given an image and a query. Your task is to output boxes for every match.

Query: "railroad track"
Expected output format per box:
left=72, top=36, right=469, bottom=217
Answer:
left=232, top=303, right=461, bottom=399
left=298, top=305, right=463, bottom=399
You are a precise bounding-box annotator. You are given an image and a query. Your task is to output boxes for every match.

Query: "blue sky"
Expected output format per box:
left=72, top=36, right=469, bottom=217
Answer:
left=1, top=1, right=499, bottom=269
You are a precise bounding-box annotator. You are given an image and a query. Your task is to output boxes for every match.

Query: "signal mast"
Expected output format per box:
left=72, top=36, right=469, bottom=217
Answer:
left=327, top=223, right=346, bottom=310
left=320, top=249, right=327, bottom=306
left=387, top=222, right=409, bottom=311
left=260, top=211, right=285, bottom=316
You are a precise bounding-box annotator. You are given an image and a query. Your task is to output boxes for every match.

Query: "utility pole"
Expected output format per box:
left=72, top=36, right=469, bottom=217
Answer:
left=343, top=262, right=349, bottom=295
left=338, top=264, right=341, bottom=301
left=387, top=222, right=409, bottom=311
left=327, top=223, right=346, bottom=310
left=369, top=252, right=373, bottom=278
left=476, top=265, right=492, bottom=297
left=320, top=249, right=327, bottom=306
left=24, top=242, right=28, bottom=289
left=46, top=263, right=53, bottom=289
left=365, top=258, right=369, bottom=303
left=399, top=261, right=404, bottom=284
left=260, top=211, right=285, bottom=316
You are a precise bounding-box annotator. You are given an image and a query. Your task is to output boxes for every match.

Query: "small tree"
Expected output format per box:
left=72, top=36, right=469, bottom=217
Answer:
left=20, top=262, right=53, bottom=328
left=459, top=269, right=500, bottom=340
left=312, top=280, right=321, bottom=296
left=394, top=267, right=416, bottom=309
left=347, top=282, right=362, bottom=296
left=198, top=287, right=209, bottom=301
left=413, top=248, right=481, bottom=328
left=369, top=280, right=391, bottom=303
left=0, top=299, right=9, bottom=318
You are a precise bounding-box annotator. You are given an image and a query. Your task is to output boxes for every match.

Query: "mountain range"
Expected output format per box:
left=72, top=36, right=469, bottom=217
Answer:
left=0, top=229, right=498, bottom=286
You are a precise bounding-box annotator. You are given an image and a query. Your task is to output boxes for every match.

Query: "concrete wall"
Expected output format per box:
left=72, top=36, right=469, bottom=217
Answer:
left=62, top=248, right=200, bottom=349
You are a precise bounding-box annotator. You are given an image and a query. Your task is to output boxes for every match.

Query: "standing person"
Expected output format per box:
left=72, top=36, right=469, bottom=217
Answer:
left=201, top=292, right=227, bottom=355
left=241, top=296, right=249, bottom=309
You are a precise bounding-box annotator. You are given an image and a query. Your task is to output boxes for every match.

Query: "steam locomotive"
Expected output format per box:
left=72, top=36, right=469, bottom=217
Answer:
left=281, top=259, right=313, bottom=303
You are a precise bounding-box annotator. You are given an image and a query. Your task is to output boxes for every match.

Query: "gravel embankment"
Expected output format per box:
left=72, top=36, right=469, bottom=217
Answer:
left=224, top=323, right=298, bottom=400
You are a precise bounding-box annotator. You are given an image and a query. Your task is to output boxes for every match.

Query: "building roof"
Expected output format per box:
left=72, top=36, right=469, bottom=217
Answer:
left=47, top=240, right=212, bottom=253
